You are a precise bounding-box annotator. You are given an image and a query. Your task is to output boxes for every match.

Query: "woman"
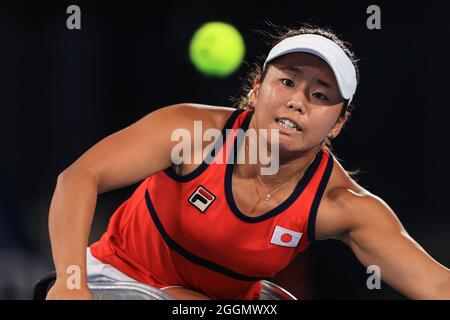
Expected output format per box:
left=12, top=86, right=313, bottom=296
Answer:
left=46, top=25, right=450, bottom=300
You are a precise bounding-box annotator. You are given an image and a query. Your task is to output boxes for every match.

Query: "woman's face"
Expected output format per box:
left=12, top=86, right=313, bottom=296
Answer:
left=250, top=52, right=348, bottom=155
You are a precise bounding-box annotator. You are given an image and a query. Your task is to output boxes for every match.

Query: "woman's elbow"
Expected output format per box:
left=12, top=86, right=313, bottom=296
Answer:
left=55, top=165, right=100, bottom=193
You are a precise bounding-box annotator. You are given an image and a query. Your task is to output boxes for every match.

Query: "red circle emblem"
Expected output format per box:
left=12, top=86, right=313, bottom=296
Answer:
left=280, top=233, right=293, bottom=243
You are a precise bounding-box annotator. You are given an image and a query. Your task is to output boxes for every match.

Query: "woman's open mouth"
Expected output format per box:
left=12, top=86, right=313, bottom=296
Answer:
left=275, top=118, right=302, bottom=133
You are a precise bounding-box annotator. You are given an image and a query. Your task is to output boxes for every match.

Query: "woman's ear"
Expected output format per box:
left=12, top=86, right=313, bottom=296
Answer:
left=248, top=77, right=261, bottom=107
left=328, top=113, right=349, bottom=139
left=253, top=76, right=261, bottom=96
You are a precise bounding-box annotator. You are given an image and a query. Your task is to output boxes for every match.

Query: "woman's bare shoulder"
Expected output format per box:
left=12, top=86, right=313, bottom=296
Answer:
left=316, top=153, right=400, bottom=242
left=325, top=156, right=369, bottom=200
left=171, top=103, right=236, bottom=129
left=315, top=154, right=375, bottom=240
left=317, top=155, right=402, bottom=243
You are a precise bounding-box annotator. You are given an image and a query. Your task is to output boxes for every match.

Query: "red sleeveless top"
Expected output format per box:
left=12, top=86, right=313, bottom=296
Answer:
left=90, top=108, right=334, bottom=299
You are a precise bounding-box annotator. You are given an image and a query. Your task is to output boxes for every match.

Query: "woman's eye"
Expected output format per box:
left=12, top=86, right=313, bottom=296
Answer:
left=313, top=92, right=329, bottom=101
left=281, top=79, right=295, bottom=87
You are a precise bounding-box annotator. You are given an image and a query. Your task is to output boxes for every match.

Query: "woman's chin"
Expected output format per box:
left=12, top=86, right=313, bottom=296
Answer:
left=277, top=133, right=305, bottom=148
left=275, top=139, right=308, bottom=155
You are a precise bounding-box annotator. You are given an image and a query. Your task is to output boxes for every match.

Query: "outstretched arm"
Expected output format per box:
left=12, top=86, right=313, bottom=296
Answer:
left=47, top=103, right=217, bottom=299
left=327, top=189, right=450, bottom=299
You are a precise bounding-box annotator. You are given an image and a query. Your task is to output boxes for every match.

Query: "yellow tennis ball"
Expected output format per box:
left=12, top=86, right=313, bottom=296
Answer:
left=189, top=22, right=245, bottom=77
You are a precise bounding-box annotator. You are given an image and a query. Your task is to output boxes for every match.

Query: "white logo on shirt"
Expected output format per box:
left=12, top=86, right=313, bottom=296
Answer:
left=188, top=186, right=216, bottom=213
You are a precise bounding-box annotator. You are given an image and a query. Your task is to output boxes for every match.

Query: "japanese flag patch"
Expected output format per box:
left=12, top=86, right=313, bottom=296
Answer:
left=270, top=225, right=302, bottom=248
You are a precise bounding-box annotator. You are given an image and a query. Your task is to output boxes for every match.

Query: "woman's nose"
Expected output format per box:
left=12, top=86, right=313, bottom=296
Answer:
left=287, top=89, right=308, bottom=114
left=287, top=101, right=306, bottom=114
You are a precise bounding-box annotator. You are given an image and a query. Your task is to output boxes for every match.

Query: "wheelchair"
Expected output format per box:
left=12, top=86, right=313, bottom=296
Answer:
left=32, top=271, right=297, bottom=300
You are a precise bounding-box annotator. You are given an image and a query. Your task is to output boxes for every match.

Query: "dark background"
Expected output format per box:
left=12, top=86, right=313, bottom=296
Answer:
left=0, top=0, right=449, bottom=299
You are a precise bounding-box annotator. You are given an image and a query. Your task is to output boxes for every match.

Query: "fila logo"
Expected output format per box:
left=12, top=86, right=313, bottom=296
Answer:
left=270, top=226, right=302, bottom=248
left=188, top=186, right=216, bottom=213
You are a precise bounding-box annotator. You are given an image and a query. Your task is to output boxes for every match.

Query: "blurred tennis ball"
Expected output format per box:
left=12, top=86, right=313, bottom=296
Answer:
left=189, top=22, right=245, bottom=77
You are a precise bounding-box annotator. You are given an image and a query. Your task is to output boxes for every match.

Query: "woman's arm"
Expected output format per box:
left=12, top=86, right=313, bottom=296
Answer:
left=47, top=168, right=99, bottom=299
left=46, top=103, right=218, bottom=299
left=320, top=189, right=450, bottom=299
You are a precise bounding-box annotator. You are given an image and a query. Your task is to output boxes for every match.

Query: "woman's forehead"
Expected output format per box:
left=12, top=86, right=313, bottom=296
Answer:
left=268, top=52, right=339, bottom=88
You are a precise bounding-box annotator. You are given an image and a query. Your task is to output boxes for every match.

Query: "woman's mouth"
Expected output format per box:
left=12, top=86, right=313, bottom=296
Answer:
left=275, top=118, right=302, bottom=132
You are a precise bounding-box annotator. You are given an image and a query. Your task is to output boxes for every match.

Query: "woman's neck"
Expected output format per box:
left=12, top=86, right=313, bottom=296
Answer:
left=233, top=115, right=321, bottom=187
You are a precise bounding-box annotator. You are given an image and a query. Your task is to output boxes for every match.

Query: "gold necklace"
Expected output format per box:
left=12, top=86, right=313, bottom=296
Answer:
left=255, top=153, right=317, bottom=206
left=256, top=172, right=302, bottom=206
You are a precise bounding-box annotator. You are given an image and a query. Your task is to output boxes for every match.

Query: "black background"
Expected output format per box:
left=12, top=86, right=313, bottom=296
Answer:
left=0, top=0, right=449, bottom=299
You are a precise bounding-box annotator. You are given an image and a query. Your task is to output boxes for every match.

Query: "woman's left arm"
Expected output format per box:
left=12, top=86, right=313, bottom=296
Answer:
left=331, top=190, right=450, bottom=299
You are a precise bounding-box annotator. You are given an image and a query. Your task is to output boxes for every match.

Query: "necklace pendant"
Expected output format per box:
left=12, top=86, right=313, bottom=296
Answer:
left=264, top=194, right=271, bottom=206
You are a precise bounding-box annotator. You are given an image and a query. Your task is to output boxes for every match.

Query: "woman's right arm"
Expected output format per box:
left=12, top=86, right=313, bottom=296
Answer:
left=46, top=103, right=214, bottom=299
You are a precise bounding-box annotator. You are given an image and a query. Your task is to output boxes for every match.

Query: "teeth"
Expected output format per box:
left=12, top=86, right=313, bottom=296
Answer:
left=276, top=118, right=300, bottom=131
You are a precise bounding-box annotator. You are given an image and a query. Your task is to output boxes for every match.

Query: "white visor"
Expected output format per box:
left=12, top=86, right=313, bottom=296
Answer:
left=263, top=34, right=357, bottom=104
